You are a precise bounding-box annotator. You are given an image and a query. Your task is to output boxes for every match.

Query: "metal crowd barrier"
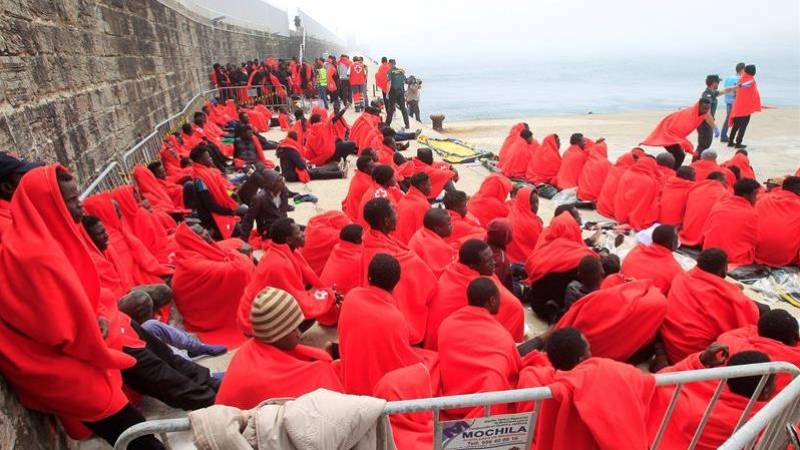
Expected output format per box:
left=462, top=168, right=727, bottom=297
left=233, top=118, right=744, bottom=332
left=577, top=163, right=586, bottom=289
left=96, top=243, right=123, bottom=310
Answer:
left=224, top=84, right=291, bottom=110
left=78, top=161, right=127, bottom=200
left=113, top=362, right=800, bottom=450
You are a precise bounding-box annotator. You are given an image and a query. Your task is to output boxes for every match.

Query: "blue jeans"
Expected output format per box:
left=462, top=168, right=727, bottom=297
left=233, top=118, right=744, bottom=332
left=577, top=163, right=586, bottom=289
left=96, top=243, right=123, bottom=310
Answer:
left=720, top=102, right=733, bottom=140
left=317, top=86, right=329, bottom=109
left=142, top=320, right=206, bottom=353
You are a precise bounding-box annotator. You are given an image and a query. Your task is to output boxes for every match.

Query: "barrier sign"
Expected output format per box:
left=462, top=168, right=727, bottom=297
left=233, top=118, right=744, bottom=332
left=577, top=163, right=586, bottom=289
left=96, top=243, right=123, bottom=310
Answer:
left=439, top=412, right=532, bottom=449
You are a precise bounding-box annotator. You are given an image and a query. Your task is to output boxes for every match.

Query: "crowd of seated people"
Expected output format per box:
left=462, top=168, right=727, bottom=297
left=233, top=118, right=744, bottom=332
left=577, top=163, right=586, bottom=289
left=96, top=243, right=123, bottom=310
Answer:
left=0, top=55, right=798, bottom=450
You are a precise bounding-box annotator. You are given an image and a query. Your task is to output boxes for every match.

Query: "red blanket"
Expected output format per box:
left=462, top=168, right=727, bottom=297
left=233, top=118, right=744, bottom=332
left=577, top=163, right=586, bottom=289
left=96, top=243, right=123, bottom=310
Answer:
left=538, top=358, right=655, bottom=450
left=320, top=240, right=362, bottom=294
left=305, top=120, right=337, bottom=166
left=525, top=212, right=595, bottom=283
left=372, top=364, right=434, bottom=450
left=641, top=102, right=706, bottom=154
left=658, top=176, right=695, bottom=226
left=526, top=134, right=561, bottom=184
left=338, top=286, right=439, bottom=395
left=350, top=112, right=381, bottom=150
left=555, top=280, right=667, bottom=361
left=445, top=210, right=487, bottom=249
left=0, top=165, right=134, bottom=424
left=0, top=199, right=11, bottom=241
left=439, top=306, right=527, bottom=418
left=193, top=164, right=238, bottom=239
left=425, top=262, right=524, bottom=350
left=172, top=223, right=253, bottom=347
left=357, top=184, right=404, bottom=226
left=755, top=190, right=800, bottom=266
left=689, top=159, right=723, bottom=184
left=407, top=158, right=455, bottom=199
left=596, top=151, right=639, bottom=218
left=500, top=135, right=539, bottom=179
left=467, top=173, right=513, bottom=227
left=621, top=243, right=684, bottom=295
left=216, top=341, right=342, bottom=409
left=342, top=170, right=373, bottom=220
left=506, top=186, right=543, bottom=263
left=112, top=186, right=178, bottom=264
left=577, top=142, right=610, bottom=201
left=613, top=158, right=664, bottom=230
left=394, top=186, right=431, bottom=244
left=729, top=73, right=761, bottom=124
left=361, top=229, right=437, bottom=344
left=702, top=195, right=758, bottom=265
left=721, top=152, right=756, bottom=180
left=556, top=144, right=589, bottom=190
left=239, top=242, right=336, bottom=333
left=298, top=211, right=352, bottom=276
left=131, top=165, right=185, bottom=214
left=661, top=268, right=760, bottom=363
left=718, top=325, right=800, bottom=391
left=497, top=123, right=526, bottom=163
left=678, top=179, right=730, bottom=247
left=408, top=227, right=457, bottom=277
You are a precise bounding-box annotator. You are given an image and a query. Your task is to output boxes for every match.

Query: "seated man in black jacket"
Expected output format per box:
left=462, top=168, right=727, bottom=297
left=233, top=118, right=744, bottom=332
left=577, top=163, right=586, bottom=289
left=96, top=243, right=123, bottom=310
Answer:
left=241, top=168, right=294, bottom=241
left=276, top=131, right=345, bottom=182
left=233, top=125, right=277, bottom=166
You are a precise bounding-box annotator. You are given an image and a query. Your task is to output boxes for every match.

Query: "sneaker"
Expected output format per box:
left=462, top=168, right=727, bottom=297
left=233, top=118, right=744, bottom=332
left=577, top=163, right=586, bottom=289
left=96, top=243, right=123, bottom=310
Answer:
left=720, top=137, right=728, bottom=143
left=727, top=142, right=735, bottom=148
left=735, top=144, right=748, bottom=149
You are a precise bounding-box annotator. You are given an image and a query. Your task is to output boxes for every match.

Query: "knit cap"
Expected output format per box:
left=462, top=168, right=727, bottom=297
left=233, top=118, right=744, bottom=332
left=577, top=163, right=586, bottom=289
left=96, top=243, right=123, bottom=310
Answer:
left=251, top=287, right=304, bottom=343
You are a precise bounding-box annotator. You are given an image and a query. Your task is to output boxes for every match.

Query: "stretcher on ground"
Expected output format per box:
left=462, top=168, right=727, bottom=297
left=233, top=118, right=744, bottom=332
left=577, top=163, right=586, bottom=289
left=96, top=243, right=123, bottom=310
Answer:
left=417, top=135, right=492, bottom=164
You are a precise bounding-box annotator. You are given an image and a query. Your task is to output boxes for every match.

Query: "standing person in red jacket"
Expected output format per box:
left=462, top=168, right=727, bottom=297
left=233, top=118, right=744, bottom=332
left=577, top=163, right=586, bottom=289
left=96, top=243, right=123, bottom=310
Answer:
left=350, top=56, right=368, bottom=112
left=728, top=64, right=760, bottom=149
left=375, top=56, right=391, bottom=109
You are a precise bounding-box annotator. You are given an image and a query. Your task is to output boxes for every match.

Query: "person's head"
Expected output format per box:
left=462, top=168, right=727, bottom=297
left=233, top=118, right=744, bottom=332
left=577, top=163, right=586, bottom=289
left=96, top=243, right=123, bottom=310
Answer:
left=409, top=172, right=432, bottom=197
left=362, top=147, right=379, bottom=162
left=697, top=248, right=728, bottom=278
left=520, top=129, right=534, bottom=144
left=700, top=150, right=718, bottom=162
left=182, top=123, right=194, bottom=135
left=758, top=309, right=800, bottom=347
left=698, top=98, right=712, bottom=115
left=56, top=168, right=83, bottom=223
left=81, top=215, right=109, bottom=251
left=652, top=224, right=679, bottom=251
left=146, top=161, right=167, bottom=180
left=705, top=74, right=721, bottom=89
left=239, top=112, right=250, bottom=124
left=286, top=130, right=299, bottom=141
left=733, top=178, right=761, bottom=205
left=389, top=58, right=396, bottom=67
left=526, top=188, right=540, bottom=213
left=577, top=255, right=604, bottom=288
left=744, top=64, right=756, bottom=76
left=707, top=171, right=728, bottom=186
left=193, top=111, right=207, bottom=126
left=270, top=218, right=305, bottom=250
left=423, top=207, right=453, bottom=239
left=443, top=190, right=469, bottom=217
left=656, top=152, right=676, bottom=169
left=363, top=197, right=397, bottom=233
left=726, top=351, right=775, bottom=401
left=486, top=218, right=512, bottom=249
left=601, top=253, right=621, bottom=276
left=727, top=165, right=741, bottom=181
left=467, top=277, right=501, bottom=315
left=189, top=224, right=213, bottom=243
left=371, top=164, right=396, bottom=188
left=251, top=287, right=304, bottom=351
left=545, top=327, right=591, bottom=371
left=340, top=224, right=364, bottom=245
left=309, top=114, right=322, bottom=125
left=293, top=109, right=305, bottom=120
left=735, top=62, right=746, bottom=74
left=676, top=166, right=696, bottom=181
left=0, top=153, right=41, bottom=201
left=356, top=155, right=375, bottom=175
left=238, top=125, right=254, bottom=141
left=782, top=176, right=800, bottom=196
left=569, top=133, right=586, bottom=149
left=260, top=169, right=285, bottom=194
left=554, top=204, right=581, bottom=225
left=368, top=253, right=401, bottom=292
left=189, top=146, right=214, bottom=168
left=417, top=147, right=434, bottom=165
left=380, top=126, right=396, bottom=138
left=381, top=56, right=388, bottom=63
left=736, top=149, right=749, bottom=158
left=459, top=239, right=495, bottom=276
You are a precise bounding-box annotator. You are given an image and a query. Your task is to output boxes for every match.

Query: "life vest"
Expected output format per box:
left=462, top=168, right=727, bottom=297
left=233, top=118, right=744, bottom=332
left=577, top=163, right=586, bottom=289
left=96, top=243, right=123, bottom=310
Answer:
left=317, top=68, right=328, bottom=87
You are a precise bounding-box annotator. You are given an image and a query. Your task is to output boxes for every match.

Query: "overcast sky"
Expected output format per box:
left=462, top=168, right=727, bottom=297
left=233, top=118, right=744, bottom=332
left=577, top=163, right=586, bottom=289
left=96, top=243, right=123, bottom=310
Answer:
left=266, top=0, right=799, bottom=66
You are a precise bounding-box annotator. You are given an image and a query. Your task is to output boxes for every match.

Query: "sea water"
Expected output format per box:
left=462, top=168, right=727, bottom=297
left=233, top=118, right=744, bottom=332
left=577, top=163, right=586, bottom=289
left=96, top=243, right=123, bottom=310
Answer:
left=400, top=52, right=800, bottom=122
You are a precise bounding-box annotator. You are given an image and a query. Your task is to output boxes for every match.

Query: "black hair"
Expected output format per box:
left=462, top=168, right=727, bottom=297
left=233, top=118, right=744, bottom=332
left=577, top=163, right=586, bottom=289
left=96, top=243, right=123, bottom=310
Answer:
left=656, top=152, right=676, bottom=168
left=362, top=197, right=393, bottom=230
left=371, top=164, right=395, bottom=186
left=309, top=114, right=321, bottom=124
left=423, top=208, right=449, bottom=230
left=417, top=147, right=434, bottom=165
left=181, top=123, right=193, bottom=133
left=520, top=130, right=534, bottom=140
left=545, top=327, right=589, bottom=371
left=189, top=145, right=209, bottom=162
left=269, top=218, right=296, bottom=244
left=459, top=239, right=489, bottom=267
left=443, top=190, right=468, bottom=210
left=699, top=98, right=712, bottom=106
left=733, top=178, right=761, bottom=197
left=180, top=157, right=192, bottom=168
left=578, top=255, right=603, bottom=278
left=783, top=176, right=800, bottom=193
left=744, top=64, right=756, bottom=76
left=727, top=165, right=741, bottom=180
left=601, top=253, right=621, bottom=275
left=356, top=155, right=374, bottom=173
left=553, top=204, right=577, bottom=219
left=757, top=309, right=799, bottom=346
left=368, top=253, right=401, bottom=292
left=340, top=224, right=364, bottom=245
left=697, top=248, right=728, bottom=274
left=193, top=111, right=205, bottom=120
left=735, top=149, right=749, bottom=157
left=294, top=109, right=304, bottom=119
left=726, top=351, right=772, bottom=398
left=705, top=75, right=721, bottom=86
left=707, top=171, right=727, bottom=183
left=146, top=161, right=163, bottom=173
left=676, top=166, right=696, bottom=181
left=735, top=62, right=746, bottom=73
left=467, top=277, right=499, bottom=308
left=569, top=133, right=584, bottom=145
left=652, top=224, right=677, bottom=248
left=409, top=172, right=429, bottom=189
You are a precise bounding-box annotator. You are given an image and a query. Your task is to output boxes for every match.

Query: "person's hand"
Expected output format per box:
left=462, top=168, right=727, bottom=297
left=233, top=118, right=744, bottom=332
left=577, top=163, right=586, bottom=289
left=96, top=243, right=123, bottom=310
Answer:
left=97, top=317, right=109, bottom=339
left=714, top=127, right=721, bottom=138
left=334, top=292, right=344, bottom=304
left=699, top=343, right=729, bottom=368
left=595, top=137, right=606, bottom=144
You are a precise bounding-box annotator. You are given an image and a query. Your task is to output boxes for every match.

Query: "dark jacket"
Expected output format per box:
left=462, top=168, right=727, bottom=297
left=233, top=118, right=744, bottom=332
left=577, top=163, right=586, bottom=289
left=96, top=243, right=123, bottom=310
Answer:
left=241, top=189, right=291, bottom=239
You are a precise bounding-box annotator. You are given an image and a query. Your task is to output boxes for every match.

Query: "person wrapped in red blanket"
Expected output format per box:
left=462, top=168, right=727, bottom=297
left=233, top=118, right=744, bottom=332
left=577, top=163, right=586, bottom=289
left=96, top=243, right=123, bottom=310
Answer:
left=640, top=100, right=713, bottom=168
left=361, top=197, right=437, bottom=344
left=576, top=140, right=610, bottom=202
left=621, top=225, right=684, bottom=295
left=216, top=287, right=343, bottom=409
left=132, top=163, right=187, bottom=214
left=467, top=173, right=514, bottom=227
left=189, top=145, right=239, bottom=239
left=172, top=223, right=254, bottom=348
left=357, top=164, right=405, bottom=226
left=342, top=155, right=376, bottom=221
left=689, top=150, right=723, bottom=183
left=728, top=64, right=761, bottom=148
left=298, top=210, right=352, bottom=276
left=721, top=149, right=756, bottom=180
left=556, top=134, right=595, bottom=190
left=702, top=178, right=760, bottom=265
left=426, top=239, right=525, bottom=350
left=678, top=172, right=730, bottom=247
left=497, top=122, right=528, bottom=163
left=112, top=185, right=178, bottom=265
left=596, top=149, right=642, bottom=218
left=499, top=128, right=539, bottom=180
left=613, top=155, right=664, bottom=230
left=239, top=218, right=340, bottom=333
left=321, top=224, right=364, bottom=295
left=395, top=173, right=432, bottom=244
left=658, top=166, right=696, bottom=226
left=660, top=248, right=760, bottom=364
left=505, top=186, right=543, bottom=263
left=525, top=134, right=561, bottom=185
left=373, top=364, right=434, bottom=450
left=408, top=147, right=457, bottom=199
left=443, top=190, right=486, bottom=248
left=755, top=176, right=800, bottom=267
left=339, top=253, right=440, bottom=396
left=538, top=328, right=656, bottom=450
left=408, top=208, right=457, bottom=277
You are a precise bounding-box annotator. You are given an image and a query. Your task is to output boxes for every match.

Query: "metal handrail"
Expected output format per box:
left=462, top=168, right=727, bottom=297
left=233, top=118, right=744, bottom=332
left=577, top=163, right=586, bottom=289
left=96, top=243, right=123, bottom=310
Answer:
left=79, top=161, right=124, bottom=200
left=113, top=362, right=800, bottom=450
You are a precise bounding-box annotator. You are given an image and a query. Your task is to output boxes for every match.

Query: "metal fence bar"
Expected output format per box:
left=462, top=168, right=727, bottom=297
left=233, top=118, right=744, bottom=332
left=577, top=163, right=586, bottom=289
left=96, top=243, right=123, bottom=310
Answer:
left=688, top=379, right=727, bottom=450
left=80, top=161, right=122, bottom=200
left=651, top=383, right=684, bottom=450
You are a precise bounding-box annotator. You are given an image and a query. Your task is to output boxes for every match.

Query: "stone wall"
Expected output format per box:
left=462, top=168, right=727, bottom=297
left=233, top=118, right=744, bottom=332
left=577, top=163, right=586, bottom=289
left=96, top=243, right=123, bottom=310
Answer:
left=0, top=0, right=340, bottom=182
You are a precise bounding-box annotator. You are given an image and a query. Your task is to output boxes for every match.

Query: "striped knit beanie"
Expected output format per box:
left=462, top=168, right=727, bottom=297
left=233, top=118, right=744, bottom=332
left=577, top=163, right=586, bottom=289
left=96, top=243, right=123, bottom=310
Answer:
left=251, top=287, right=304, bottom=343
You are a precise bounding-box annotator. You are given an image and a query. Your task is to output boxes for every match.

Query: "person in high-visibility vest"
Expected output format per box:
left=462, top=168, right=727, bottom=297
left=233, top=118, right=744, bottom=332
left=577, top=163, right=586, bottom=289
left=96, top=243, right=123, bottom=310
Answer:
left=316, top=60, right=330, bottom=109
